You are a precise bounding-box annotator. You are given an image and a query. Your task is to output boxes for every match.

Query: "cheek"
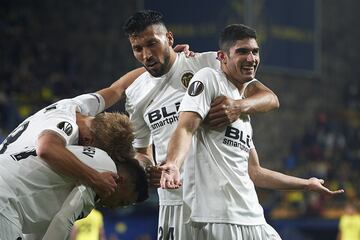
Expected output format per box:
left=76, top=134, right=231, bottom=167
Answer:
left=133, top=52, right=143, bottom=61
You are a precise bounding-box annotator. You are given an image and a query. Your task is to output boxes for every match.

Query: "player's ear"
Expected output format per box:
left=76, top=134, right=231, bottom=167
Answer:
left=166, top=31, right=174, bottom=47
left=82, top=136, right=94, bottom=146
left=217, top=51, right=227, bottom=64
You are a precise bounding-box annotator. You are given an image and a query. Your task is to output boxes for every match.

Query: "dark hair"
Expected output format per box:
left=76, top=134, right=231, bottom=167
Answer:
left=117, top=159, right=149, bottom=203
left=123, top=10, right=166, bottom=36
left=219, top=24, right=257, bottom=53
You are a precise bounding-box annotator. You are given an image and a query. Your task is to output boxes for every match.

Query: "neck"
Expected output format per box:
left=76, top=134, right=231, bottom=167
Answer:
left=220, top=64, right=245, bottom=90
left=76, top=113, right=93, bottom=133
left=167, top=48, right=177, bottom=71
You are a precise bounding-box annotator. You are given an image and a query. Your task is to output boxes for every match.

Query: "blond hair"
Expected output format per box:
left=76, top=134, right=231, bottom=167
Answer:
left=91, top=112, right=135, bottom=162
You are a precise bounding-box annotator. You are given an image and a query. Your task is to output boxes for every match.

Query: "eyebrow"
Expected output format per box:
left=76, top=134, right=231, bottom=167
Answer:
left=235, top=47, right=259, bottom=52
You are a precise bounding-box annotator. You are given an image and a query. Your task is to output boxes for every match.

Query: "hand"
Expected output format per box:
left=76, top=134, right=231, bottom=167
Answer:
left=159, top=162, right=182, bottom=189
left=306, top=177, right=344, bottom=196
left=173, top=44, right=195, bottom=57
left=206, top=96, right=240, bottom=128
left=146, top=166, right=162, bottom=188
left=92, top=171, right=118, bottom=198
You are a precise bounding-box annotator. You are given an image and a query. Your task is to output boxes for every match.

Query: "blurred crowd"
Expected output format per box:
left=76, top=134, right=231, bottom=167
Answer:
left=265, top=82, right=360, bottom=220
left=0, top=0, right=136, bottom=140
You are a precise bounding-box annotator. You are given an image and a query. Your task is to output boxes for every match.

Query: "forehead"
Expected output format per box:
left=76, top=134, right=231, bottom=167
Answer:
left=230, top=38, right=259, bottom=51
left=129, top=24, right=167, bottom=44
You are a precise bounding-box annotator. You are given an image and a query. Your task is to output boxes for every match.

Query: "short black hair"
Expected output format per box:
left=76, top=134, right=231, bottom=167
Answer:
left=117, top=159, right=149, bottom=203
left=219, top=24, right=257, bottom=53
left=123, top=10, right=166, bottom=36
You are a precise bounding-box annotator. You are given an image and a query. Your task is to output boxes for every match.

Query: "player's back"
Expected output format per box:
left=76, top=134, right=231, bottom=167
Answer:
left=0, top=145, right=115, bottom=233
left=0, top=93, right=105, bottom=155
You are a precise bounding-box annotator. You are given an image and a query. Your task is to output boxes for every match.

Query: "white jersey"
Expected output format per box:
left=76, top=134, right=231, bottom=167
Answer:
left=0, top=93, right=105, bottom=154
left=0, top=145, right=115, bottom=235
left=179, top=67, right=266, bottom=225
left=126, top=52, right=220, bottom=205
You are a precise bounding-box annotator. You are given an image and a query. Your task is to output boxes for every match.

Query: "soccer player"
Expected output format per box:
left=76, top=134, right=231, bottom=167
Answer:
left=0, top=75, right=143, bottom=199
left=160, top=24, right=344, bottom=240
left=337, top=201, right=360, bottom=240
left=0, top=145, right=148, bottom=240
left=123, top=10, right=279, bottom=239
left=70, top=209, right=106, bottom=240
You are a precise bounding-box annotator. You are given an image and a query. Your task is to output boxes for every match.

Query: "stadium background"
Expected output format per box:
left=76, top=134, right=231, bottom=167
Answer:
left=1, top=0, right=359, bottom=239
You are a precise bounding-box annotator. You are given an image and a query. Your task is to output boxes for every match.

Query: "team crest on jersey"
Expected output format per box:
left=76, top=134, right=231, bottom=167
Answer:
left=188, top=81, right=204, bottom=96
left=181, top=72, right=194, bottom=88
left=57, top=121, right=73, bottom=136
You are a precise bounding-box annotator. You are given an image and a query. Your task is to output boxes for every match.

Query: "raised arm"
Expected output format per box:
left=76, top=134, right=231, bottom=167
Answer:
left=207, top=81, right=279, bottom=128
left=160, top=111, right=202, bottom=189
left=96, top=67, right=145, bottom=109
left=36, top=131, right=118, bottom=198
left=248, top=148, right=344, bottom=195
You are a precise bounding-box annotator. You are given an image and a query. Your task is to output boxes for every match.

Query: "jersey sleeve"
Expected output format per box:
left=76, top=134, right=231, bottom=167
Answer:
left=179, top=67, right=218, bottom=119
left=42, top=185, right=96, bottom=240
left=72, top=93, right=105, bottom=116
left=125, top=90, right=152, bottom=149
left=37, top=112, right=79, bottom=146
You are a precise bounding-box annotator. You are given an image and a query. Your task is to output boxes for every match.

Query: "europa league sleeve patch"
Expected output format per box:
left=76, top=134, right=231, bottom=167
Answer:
left=187, top=81, right=204, bottom=96
left=57, top=121, right=73, bottom=136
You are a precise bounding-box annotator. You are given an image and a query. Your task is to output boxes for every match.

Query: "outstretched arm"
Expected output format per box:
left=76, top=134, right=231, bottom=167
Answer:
left=36, top=131, right=118, bottom=198
left=248, top=148, right=344, bottom=195
left=207, top=81, right=279, bottom=128
left=97, top=67, right=145, bottom=109
left=160, top=111, right=202, bottom=189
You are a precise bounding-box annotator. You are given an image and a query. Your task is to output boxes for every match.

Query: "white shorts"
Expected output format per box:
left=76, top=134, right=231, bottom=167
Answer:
left=186, top=222, right=282, bottom=240
left=0, top=214, right=23, bottom=240
left=157, top=205, right=190, bottom=240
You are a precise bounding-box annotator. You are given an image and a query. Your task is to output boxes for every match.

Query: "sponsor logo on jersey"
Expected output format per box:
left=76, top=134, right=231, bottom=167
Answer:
left=181, top=72, right=194, bottom=88
left=57, top=121, right=73, bottom=136
left=188, top=81, right=204, bottom=96
left=148, top=102, right=180, bottom=130
left=222, top=126, right=251, bottom=152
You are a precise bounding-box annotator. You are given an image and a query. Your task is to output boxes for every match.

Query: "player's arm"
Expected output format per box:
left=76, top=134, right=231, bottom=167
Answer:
left=100, top=226, right=106, bottom=240
left=36, top=130, right=118, bottom=198
left=42, top=186, right=93, bottom=240
left=135, top=145, right=163, bottom=188
left=69, top=226, right=78, bottom=240
left=96, top=67, right=145, bottom=109
left=248, top=148, right=344, bottom=196
left=207, top=81, right=279, bottom=128
left=135, top=145, right=154, bottom=168
left=160, top=111, right=202, bottom=189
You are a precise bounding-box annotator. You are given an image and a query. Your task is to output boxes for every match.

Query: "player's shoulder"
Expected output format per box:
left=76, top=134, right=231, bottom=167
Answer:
left=126, top=71, right=152, bottom=94
left=180, top=51, right=218, bottom=66
left=195, top=66, right=219, bottom=77
left=125, top=71, right=159, bottom=110
left=189, top=67, right=222, bottom=91
left=125, top=71, right=153, bottom=101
